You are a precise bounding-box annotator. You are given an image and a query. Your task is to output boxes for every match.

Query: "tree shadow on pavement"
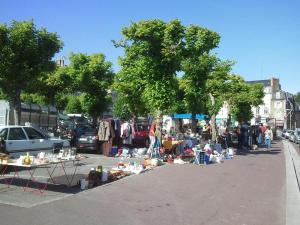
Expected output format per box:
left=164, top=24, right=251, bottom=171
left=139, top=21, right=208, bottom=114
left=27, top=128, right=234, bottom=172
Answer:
left=248, top=148, right=281, bottom=155
left=235, top=148, right=281, bottom=156
left=0, top=175, right=84, bottom=194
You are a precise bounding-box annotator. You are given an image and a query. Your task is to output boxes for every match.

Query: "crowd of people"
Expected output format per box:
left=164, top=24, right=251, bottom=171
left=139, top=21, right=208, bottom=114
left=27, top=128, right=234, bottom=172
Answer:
left=234, top=122, right=274, bottom=153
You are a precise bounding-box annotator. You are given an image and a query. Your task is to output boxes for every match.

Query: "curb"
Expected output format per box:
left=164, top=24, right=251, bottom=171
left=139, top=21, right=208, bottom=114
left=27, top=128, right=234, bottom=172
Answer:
left=282, top=140, right=300, bottom=225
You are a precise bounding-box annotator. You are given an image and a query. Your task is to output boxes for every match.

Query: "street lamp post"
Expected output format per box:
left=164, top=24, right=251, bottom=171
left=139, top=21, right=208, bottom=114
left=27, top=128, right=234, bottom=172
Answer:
left=286, top=109, right=293, bottom=130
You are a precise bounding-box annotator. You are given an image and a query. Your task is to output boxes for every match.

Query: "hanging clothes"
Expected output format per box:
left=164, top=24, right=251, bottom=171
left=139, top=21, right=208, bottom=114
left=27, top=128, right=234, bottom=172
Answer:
left=98, top=119, right=116, bottom=156
left=113, top=119, right=121, bottom=147
left=98, top=121, right=110, bottom=141
left=121, top=121, right=132, bottom=145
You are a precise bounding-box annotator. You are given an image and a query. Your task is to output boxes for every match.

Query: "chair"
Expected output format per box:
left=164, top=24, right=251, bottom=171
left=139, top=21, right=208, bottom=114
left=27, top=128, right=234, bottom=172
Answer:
left=193, top=148, right=205, bottom=165
left=150, top=137, right=161, bottom=159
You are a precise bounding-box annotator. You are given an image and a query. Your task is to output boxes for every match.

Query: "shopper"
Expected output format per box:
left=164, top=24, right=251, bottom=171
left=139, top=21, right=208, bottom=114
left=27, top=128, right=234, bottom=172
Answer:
left=241, top=121, right=250, bottom=151
left=221, top=127, right=231, bottom=149
left=235, top=125, right=242, bottom=154
left=257, top=123, right=263, bottom=147
left=0, top=136, right=6, bottom=154
left=148, top=121, right=156, bottom=151
left=264, top=126, right=273, bottom=150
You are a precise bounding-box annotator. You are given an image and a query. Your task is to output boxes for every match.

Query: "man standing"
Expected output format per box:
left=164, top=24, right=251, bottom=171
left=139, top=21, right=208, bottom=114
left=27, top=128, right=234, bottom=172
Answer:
left=241, top=121, right=250, bottom=152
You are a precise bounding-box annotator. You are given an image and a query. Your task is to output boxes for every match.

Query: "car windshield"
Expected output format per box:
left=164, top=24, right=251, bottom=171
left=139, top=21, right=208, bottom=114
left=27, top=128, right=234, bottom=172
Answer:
left=28, top=126, right=50, bottom=138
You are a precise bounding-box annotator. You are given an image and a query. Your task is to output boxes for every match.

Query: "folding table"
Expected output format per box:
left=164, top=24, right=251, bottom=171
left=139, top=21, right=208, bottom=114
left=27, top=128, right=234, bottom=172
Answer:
left=0, top=159, right=79, bottom=195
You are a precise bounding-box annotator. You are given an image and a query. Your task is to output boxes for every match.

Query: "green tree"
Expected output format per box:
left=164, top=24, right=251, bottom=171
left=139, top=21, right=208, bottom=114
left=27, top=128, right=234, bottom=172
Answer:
left=21, top=66, right=72, bottom=106
left=21, top=93, right=47, bottom=105
left=0, top=20, right=63, bottom=124
left=65, top=95, right=82, bottom=113
left=205, top=60, right=234, bottom=141
left=67, top=53, right=114, bottom=122
left=40, top=66, right=72, bottom=105
left=180, top=25, right=221, bottom=131
left=113, top=19, right=184, bottom=117
left=112, top=94, right=132, bottom=120
left=227, top=76, right=264, bottom=122
left=295, top=92, right=300, bottom=105
left=55, top=93, right=69, bottom=111
left=206, top=70, right=264, bottom=141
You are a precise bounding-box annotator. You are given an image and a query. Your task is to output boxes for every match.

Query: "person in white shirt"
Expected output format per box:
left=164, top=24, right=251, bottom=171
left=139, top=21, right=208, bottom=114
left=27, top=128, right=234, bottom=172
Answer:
left=264, top=126, right=273, bottom=150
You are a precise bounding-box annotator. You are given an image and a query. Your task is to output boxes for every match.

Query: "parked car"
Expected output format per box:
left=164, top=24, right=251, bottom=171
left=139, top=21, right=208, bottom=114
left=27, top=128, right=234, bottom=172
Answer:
left=0, top=125, right=70, bottom=157
left=75, top=125, right=99, bottom=152
left=289, top=131, right=296, bottom=142
left=281, top=129, right=287, bottom=138
left=132, top=124, right=150, bottom=148
left=285, top=130, right=294, bottom=139
left=293, top=130, right=300, bottom=144
left=132, top=117, right=150, bottom=148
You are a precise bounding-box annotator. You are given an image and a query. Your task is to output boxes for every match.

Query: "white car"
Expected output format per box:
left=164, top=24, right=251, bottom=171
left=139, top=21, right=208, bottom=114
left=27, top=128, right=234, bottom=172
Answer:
left=0, top=125, right=70, bottom=157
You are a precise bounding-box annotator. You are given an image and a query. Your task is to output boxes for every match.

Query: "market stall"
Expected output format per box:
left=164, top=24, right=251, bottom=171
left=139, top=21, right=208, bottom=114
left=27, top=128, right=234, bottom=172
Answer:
left=0, top=150, right=80, bottom=195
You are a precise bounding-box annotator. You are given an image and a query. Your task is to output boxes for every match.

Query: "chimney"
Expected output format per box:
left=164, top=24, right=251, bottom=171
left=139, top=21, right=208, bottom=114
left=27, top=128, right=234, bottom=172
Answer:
left=271, top=77, right=279, bottom=92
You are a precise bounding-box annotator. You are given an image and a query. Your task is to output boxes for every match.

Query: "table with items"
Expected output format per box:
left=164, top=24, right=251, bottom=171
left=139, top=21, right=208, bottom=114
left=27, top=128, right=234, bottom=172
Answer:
left=161, top=139, right=186, bottom=155
left=0, top=150, right=79, bottom=195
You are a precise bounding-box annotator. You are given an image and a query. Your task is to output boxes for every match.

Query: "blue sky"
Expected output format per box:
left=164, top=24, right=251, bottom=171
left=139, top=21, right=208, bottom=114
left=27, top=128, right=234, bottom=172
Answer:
left=1, top=0, right=299, bottom=94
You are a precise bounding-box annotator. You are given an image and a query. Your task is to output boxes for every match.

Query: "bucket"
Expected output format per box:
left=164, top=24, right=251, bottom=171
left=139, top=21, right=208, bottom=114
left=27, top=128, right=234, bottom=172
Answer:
left=204, top=154, right=210, bottom=165
left=101, top=169, right=108, bottom=182
left=111, top=146, right=118, bottom=156
left=80, top=179, right=89, bottom=190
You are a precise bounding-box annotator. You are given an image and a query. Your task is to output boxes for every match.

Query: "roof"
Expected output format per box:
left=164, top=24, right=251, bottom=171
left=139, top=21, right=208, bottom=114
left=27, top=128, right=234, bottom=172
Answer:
left=246, top=80, right=271, bottom=87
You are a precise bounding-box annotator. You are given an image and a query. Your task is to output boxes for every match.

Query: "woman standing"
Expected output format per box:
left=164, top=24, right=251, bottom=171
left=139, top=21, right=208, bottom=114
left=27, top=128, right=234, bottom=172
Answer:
left=264, top=126, right=273, bottom=150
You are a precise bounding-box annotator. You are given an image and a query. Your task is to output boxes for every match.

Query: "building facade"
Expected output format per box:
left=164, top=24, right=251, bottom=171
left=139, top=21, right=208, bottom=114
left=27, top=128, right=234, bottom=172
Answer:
left=247, top=77, right=298, bottom=129
left=216, top=77, right=299, bottom=129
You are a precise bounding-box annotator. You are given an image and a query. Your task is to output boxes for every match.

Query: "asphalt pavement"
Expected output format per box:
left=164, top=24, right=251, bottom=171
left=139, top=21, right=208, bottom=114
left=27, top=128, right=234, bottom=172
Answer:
left=0, top=140, right=298, bottom=225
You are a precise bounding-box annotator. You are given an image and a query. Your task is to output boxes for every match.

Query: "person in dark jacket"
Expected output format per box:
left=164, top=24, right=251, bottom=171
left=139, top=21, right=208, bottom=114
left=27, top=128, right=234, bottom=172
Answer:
left=0, top=137, right=7, bottom=154
left=235, top=125, right=242, bottom=154
left=241, top=121, right=250, bottom=151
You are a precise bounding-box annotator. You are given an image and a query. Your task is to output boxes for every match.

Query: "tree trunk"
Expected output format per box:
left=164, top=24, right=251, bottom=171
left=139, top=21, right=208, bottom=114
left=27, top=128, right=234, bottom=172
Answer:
left=227, top=113, right=232, bottom=131
left=12, top=90, right=22, bottom=125
left=191, top=112, right=197, bottom=133
left=92, top=115, right=97, bottom=127
left=209, top=93, right=217, bottom=142
left=211, top=113, right=217, bottom=142
left=155, top=109, right=162, bottom=142
left=178, top=119, right=184, bottom=133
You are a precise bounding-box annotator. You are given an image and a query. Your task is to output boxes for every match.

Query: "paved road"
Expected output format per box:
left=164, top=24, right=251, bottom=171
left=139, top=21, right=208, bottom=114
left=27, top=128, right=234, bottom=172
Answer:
left=0, top=141, right=290, bottom=225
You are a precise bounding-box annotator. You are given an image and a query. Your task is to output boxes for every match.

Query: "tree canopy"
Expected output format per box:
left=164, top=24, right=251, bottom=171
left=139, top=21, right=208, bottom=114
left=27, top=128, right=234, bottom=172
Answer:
left=180, top=25, right=220, bottom=125
left=0, top=18, right=265, bottom=131
left=66, top=53, right=114, bottom=120
left=0, top=20, right=63, bottom=124
left=114, top=19, right=265, bottom=136
left=19, top=51, right=114, bottom=121
left=113, top=19, right=184, bottom=116
left=295, top=92, right=300, bottom=105
left=227, top=77, right=264, bottom=122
